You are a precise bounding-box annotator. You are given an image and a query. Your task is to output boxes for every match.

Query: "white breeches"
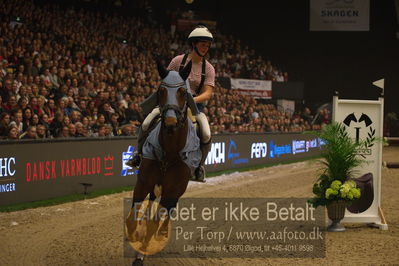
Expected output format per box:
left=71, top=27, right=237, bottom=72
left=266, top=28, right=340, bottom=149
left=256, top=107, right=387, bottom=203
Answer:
left=142, top=107, right=211, bottom=143
left=195, top=112, right=211, bottom=143
left=142, top=107, right=160, bottom=131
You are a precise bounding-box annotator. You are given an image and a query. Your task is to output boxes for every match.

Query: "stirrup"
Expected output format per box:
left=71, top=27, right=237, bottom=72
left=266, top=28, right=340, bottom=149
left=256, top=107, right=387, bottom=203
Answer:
left=191, top=166, right=206, bottom=183
left=126, top=153, right=141, bottom=168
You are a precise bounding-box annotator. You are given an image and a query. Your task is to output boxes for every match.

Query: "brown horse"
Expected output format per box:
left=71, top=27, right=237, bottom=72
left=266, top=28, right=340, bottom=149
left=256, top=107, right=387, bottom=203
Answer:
left=126, top=61, right=199, bottom=264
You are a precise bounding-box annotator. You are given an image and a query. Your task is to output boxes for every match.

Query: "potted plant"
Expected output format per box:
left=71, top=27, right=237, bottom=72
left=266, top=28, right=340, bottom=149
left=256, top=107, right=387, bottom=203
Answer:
left=307, top=122, right=368, bottom=232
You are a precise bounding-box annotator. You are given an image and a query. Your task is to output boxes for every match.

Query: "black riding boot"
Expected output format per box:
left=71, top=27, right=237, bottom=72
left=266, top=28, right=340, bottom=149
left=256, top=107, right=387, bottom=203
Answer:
left=193, top=140, right=211, bottom=182
left=126, top=127, right=147, bottom=168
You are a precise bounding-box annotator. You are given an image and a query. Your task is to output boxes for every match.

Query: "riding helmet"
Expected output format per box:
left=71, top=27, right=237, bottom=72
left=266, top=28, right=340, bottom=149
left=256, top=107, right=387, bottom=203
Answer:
left=188, top=26, right=213, bottom=43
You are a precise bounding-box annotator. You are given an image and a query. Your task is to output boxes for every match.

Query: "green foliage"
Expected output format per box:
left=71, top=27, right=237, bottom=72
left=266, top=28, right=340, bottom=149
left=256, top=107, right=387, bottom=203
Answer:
left=306, top=122, right=373, bottom=208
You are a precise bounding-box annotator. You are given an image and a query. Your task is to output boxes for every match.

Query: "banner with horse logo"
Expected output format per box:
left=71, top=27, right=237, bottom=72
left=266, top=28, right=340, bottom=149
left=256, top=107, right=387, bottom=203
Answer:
left=332, top=95, right=386, bottom=228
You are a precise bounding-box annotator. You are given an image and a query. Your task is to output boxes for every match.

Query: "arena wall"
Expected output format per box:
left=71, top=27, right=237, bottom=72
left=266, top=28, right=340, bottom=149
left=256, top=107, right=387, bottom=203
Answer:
left=0, top=133, right=322, bottom=206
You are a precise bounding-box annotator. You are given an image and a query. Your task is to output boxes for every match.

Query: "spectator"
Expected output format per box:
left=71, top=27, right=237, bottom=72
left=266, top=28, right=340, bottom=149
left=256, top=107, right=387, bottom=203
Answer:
left=120, top=124, right=135, bottom=136
left=49, top=66, right=60, bottom=88
left=31, top=114, right=40, bottom=128
left=70, top=110, right=82, bottom=124
left=43, top=99, right=57, bottom=122
left=22, top=107, right=33, bottom=131
left=49, top=111, right=64, bottom=137
left=104, top=124, right=114, bottom=137
left=6, top=125, right=20, bottom=140
left=0, top=113, right=11, bottom=138
left=58, top=126, right=70, bottom=138
left=1, top=79, right=14, bottom=103
left=92, top=125, right=106, bottom=137
left=3, top=95, right=18, bottom=113
left=301, top=107, right=314, bottom=125
left=125, top=102, right=143, bottom=127
left=9, top=110, right=23, bottom=134
left=68, top=123, right=77, bottom=137
left=40, top=113, right=51, bottom=137
left=75, top=122, right=87, bottom=137
left=17, top=97, right=29, bottom=110
left=110, top=113, right=120, bottom=136
left=36, top=124, right=47, bottom=139
left=20, top=126, right=38, bottom=139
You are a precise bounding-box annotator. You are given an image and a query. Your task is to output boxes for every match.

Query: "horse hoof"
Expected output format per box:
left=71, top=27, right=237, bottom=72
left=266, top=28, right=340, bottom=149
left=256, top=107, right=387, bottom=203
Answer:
left=132, top=258, right=144, bottom=266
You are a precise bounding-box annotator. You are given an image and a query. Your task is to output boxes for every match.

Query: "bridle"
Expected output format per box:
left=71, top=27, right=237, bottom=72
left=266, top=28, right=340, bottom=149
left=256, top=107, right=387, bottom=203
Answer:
left=158, top=81, right=188, bottom=130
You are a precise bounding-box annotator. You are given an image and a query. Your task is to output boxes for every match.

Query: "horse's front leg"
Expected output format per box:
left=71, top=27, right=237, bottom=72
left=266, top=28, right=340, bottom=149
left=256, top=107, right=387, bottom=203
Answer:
left=153, top=197, right=177, bottom=241
left=127, top=159, right=159, bottom=241
left=155, top=163, right=191, bottom=240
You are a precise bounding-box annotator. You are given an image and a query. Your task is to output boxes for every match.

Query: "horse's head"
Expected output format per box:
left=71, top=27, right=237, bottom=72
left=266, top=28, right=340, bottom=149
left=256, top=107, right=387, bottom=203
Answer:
left=157, top=61, right=192, bottom=133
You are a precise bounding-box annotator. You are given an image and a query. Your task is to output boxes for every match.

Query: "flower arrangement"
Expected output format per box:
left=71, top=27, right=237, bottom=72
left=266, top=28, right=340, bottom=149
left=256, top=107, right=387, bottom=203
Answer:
left=307, top=122, right=370, bottom=208
left=325, top=180, right=361, bottom=201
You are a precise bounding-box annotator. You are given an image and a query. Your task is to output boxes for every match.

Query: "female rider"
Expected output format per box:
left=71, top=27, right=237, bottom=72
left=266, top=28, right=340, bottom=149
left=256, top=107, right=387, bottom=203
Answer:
left=128, top=25, right=215, bottom=182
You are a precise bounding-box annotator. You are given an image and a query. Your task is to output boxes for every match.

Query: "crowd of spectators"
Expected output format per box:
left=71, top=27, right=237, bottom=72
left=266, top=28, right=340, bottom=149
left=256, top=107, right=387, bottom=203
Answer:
left=0, top=0, right=329, bottom=141
left=205, top=86, right=326, bottom=134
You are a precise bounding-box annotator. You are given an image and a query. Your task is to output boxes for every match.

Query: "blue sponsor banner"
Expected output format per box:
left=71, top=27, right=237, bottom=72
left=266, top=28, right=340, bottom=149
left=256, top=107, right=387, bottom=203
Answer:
left=227, top=139, right=249, bottom=165
left=204, top=133, right=322, bottom=172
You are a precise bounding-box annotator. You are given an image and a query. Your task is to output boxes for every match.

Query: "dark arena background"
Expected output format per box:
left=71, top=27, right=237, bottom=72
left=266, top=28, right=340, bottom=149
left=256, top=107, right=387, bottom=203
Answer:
left=1, top=0, right=399, bottom=265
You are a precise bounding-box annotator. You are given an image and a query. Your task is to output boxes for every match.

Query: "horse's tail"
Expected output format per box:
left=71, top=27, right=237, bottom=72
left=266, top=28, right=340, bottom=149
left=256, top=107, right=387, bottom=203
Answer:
left=154, top=184, right=162, bottom=198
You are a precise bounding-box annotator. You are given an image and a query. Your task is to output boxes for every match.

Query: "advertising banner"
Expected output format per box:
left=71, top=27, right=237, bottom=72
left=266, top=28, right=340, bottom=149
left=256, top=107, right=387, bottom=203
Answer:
left=310, top=0, right=370, bottom=31
left=1, top=133, right=322, bottom=206
left=332, top=96, right=384, bottom=226
left=230, top=78, right=272, bottom=99
left=0, top=138, right=138, bottom=206
left=204, top=133, right=323, bottom=172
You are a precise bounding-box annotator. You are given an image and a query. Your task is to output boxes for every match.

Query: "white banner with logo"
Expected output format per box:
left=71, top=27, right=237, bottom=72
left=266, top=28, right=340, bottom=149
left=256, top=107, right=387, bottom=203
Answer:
left=333, top=96, right=385, bottom=227
left=230, top=78, right=272, bottom=99
left=310, top=0, right=370, bottom=31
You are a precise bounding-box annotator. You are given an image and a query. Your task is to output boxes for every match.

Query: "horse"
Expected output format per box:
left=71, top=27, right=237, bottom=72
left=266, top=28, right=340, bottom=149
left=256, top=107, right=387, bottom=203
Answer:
left=126, top=61, right=201, bottom=265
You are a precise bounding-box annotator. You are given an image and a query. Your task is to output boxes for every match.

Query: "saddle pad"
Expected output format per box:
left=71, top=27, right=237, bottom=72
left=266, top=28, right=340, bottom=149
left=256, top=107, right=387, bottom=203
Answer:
left=142, top=119, right=201, bottom=175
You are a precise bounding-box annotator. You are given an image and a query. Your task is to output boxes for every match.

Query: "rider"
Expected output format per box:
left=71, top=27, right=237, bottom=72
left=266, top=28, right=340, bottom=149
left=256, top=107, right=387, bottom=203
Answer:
left=127, top=25, right=215, bottom=182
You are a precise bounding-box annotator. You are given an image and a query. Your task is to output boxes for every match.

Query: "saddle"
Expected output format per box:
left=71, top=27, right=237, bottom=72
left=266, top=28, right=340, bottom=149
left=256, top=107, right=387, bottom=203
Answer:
left=347, top=172, right=374, bottom=214
left=142, top=110, right=201, bottom=175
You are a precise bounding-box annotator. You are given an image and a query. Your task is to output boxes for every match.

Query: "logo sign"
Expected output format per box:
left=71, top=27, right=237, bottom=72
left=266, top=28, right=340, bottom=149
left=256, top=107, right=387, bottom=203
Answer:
left=269, top=141, right=292, bottom=158
left=0, top=157, right=17, bottom=193
left=0, top=157, right=16, bottom=177
left=205, top=142, right=225, bottom=166
left=121, top=146, right=138, bottom=176
left=306, top=139, right=319, bottom=151
left=310, top=0, right=370, bottom=31
left=292, top=140, right=306, bottom=155
left=104, top=155, right=115, bottom=176
left=342, top=112, right=375, bottom=157
left=227, top=139, right=248, bottom=165
left=333, top=95, right=384, bottom=225
left=251, top=142, right=267, bottom=159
